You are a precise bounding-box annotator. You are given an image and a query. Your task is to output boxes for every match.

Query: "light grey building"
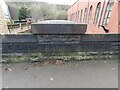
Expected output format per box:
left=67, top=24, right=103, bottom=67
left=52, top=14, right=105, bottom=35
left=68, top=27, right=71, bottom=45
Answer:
left=1, top=0, right=11, bottom=19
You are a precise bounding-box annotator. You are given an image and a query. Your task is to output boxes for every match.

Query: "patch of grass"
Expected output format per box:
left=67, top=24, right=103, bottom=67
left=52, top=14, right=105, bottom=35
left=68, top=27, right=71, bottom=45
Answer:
left=2, top=51, right=118, bottom=63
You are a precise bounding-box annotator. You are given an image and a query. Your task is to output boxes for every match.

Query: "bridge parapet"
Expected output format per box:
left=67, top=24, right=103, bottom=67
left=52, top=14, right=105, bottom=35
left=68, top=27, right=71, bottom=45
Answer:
left=2, top=34, right=120, bottom=53
left=1, top=34, right=119, bottom=61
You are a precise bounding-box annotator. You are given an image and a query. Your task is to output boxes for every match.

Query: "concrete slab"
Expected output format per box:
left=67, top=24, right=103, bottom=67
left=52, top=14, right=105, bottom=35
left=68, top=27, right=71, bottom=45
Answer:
left=31, top=20, right=87, bottom=34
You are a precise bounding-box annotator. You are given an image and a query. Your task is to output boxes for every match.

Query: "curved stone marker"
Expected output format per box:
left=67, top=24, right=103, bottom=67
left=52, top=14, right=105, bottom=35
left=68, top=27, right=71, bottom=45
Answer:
left=31, top=20, right=87, bottom=34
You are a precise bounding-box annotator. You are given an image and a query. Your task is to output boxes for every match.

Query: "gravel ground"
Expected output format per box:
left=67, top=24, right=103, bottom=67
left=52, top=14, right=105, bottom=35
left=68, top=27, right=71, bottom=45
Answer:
left=2, top=60, right=118, bottom=88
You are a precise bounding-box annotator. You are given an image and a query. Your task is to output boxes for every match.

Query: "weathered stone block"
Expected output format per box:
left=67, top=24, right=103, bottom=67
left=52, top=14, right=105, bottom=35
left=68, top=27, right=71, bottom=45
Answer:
left=31, top=20, right=87, bottom=34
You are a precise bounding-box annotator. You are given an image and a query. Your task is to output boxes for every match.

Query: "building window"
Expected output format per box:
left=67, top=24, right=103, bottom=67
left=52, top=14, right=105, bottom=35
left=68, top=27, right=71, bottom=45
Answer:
left=76, top=12, right=77, bottom=21
left=102, top=0, right=114, bottom=26
left=70, top=15, right=71, bottom=20
left=98, top=1, right=105, bottom=26
left=94, top=2, right=101, bottom=25
left=76, top=11, right=79, bottom=22
left=80, top=9, right=83, bottom=23
left=72, top=13, right=74, bottom=20
left=83, top=8, right=87, bottom=23
left=88, top=6, right=92, bottom=24
left=0, top=20, right=1, bottom=25
left=73, top=13, right=74, bottom=20
left=77, top=11, right=80, bottom=22
left=74, top=13, right=76, bottom=21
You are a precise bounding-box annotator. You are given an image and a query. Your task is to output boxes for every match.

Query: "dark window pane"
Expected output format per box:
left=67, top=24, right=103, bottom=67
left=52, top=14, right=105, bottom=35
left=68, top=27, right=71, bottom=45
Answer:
left=94, top=2, right=101, bottom=24
left=102, top=0, right=114, bottom=26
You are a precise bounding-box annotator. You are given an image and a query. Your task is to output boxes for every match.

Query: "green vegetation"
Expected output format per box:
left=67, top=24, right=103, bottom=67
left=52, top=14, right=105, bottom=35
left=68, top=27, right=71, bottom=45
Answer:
left=19, top=7, right=30, bottom=20
left=2, top=51, right=117, bottom=63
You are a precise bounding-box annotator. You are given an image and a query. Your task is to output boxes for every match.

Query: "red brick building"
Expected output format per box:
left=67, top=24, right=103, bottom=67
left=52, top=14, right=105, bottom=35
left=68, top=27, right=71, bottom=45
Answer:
left=68, top=0, right=120, bottom=34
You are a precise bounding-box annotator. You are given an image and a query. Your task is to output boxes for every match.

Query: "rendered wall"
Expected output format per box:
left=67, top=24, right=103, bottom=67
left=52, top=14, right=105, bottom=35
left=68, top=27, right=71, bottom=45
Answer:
left=118, top=1, right=120, bottom=33
left=68, top=0, right=119, bottom=34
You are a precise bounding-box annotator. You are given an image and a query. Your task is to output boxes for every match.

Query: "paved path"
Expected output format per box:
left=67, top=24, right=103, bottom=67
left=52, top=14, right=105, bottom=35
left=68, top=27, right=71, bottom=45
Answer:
left=2, top=60, right=118, bottom=88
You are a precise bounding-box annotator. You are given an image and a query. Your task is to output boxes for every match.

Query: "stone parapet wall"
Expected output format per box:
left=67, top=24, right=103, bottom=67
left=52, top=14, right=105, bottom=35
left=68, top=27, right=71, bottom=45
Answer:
left=2, top=34, right=120, bottom=53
